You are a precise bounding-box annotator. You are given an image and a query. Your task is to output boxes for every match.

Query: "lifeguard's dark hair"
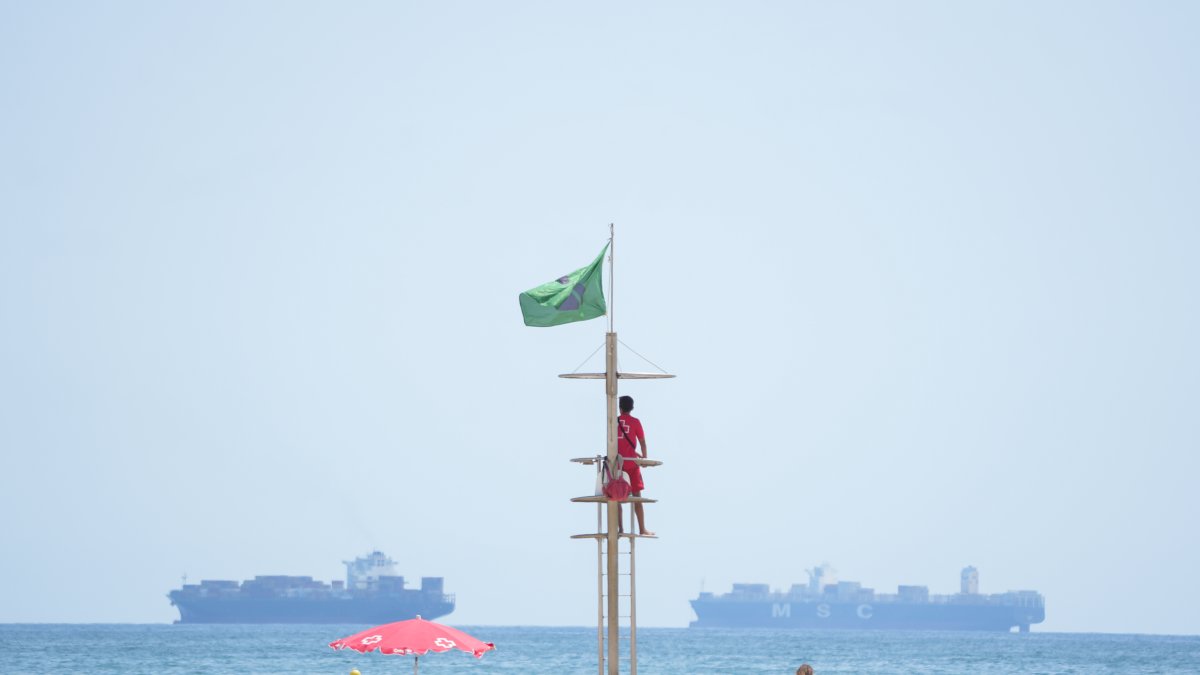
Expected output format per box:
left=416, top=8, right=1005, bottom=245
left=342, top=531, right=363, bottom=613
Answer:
left=619, top=395, right=634, bottom=413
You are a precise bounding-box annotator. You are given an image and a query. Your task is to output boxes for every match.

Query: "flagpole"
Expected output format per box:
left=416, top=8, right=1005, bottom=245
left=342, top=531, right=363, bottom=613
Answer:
left=608, top=223, right=614, bottom=333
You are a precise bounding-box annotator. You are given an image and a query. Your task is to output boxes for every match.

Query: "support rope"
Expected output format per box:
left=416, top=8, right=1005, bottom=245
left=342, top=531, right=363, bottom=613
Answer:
left=617, top=339, right=671, bottom=375
left=570, top=341, right=606, bottom=374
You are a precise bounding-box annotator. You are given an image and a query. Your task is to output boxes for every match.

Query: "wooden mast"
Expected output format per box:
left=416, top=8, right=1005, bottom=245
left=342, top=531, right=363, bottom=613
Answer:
left=605, top=222, right=619, bottom=675
left=605, top=331, right=619, bottom=675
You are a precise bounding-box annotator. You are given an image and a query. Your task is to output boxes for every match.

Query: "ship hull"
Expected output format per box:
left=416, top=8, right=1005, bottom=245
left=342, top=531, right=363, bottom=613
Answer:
left=170, top=596, right=454, bottom=624
left=690, top=598, right=1044, bottom=632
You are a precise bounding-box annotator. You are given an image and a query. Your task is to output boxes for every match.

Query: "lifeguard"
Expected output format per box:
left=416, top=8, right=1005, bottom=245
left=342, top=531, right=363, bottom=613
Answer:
left=617, top=395, right=654, bottom=536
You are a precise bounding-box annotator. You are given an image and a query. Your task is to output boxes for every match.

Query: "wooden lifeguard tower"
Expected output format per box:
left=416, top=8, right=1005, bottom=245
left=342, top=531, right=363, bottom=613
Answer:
left=560, top=228, right=674, bottom=675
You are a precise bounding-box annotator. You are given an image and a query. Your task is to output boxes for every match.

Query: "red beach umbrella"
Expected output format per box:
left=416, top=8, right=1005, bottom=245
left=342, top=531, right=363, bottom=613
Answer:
left=329, top=615, right=495, bottom=673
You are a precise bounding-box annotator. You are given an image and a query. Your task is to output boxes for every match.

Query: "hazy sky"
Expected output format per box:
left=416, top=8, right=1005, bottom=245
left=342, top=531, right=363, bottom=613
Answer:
left=1, top=1, right=1197, bottom=635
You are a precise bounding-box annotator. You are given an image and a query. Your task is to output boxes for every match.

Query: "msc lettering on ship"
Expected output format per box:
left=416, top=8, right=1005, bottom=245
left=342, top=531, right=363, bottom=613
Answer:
left=768, top=602, right=872, bottom=620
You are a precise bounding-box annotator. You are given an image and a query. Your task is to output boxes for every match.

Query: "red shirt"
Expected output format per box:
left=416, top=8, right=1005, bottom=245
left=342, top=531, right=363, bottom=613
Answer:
left=617, top=414, right=644, bottom=458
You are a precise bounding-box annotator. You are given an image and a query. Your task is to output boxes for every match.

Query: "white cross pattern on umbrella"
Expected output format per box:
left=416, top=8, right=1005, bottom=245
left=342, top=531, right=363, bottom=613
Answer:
left=433, top=637, right=456, bottom=649
left=361, top=635, right=382, bottom=645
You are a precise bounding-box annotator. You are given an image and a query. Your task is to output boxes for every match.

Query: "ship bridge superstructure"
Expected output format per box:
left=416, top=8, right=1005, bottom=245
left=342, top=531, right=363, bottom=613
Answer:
left=344, top=550, right=399, bottom=590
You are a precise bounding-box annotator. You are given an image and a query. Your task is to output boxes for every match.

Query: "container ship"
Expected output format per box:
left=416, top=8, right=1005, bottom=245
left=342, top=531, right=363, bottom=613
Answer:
left=168, top=551, right=454, bottom=624
left=690, top=564, right=1044, bottom=632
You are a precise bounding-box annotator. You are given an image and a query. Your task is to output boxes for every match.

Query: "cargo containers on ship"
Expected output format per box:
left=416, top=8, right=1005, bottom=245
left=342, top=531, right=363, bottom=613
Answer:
left=690, top=565, right=1045, bottom=632
left=168, top=551, right=454, bottom=624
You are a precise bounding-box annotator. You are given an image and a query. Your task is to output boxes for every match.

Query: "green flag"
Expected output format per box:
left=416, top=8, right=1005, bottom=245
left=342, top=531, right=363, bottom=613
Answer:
left=519, top=244, right=609, bottom=327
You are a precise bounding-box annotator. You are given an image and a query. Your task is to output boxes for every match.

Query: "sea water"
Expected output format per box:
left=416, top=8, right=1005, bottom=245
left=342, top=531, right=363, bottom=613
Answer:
left=1, top=624, right=1197, bottom=674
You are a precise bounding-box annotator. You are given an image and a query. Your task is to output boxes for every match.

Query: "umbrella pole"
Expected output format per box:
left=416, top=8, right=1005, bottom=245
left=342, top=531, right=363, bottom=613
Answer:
left=413, top=654, right=419, bottom=674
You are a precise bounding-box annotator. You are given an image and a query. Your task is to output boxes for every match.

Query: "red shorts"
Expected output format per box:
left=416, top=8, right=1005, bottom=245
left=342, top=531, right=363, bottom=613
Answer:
left=620, top=454, right=644, bottom=492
